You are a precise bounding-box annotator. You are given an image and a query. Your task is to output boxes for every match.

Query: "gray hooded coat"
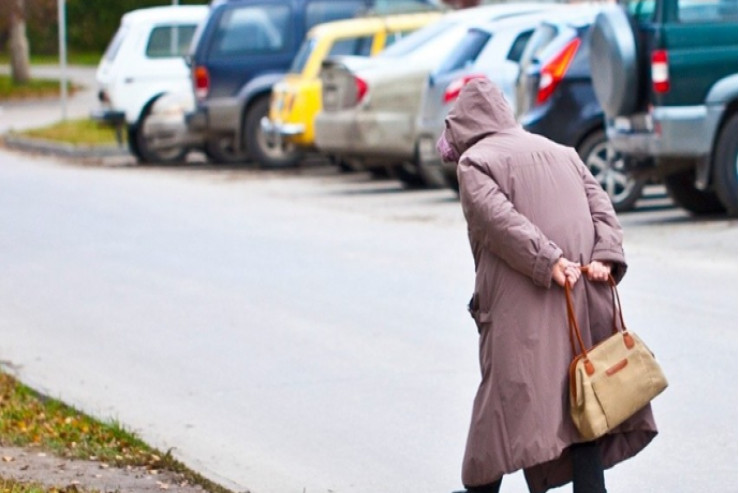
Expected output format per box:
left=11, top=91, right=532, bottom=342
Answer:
left=445, top=79, right=657, bottom=492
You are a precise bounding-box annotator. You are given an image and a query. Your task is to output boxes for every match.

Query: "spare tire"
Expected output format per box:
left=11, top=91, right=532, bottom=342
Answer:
left=590, top=5, right=639, bottom=118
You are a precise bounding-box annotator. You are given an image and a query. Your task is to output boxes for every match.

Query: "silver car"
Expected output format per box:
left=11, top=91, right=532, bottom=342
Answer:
left=414, top=8, right=583, bottom=189
left=313, top=3, right=556, bottom=186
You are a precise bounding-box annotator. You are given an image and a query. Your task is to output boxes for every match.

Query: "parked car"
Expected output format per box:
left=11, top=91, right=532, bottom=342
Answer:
left=313, top=3, right=554, bottom=185
left=184, top=0, right=441, bottom=168
left=515, top=7, right=647, bottom=212
left=92, top=5, right=208, bottom=164
left=590, top=0, right=738, bottom=216
left=414, top=8, right=573, bottom=189
left=262, top=10, right=442, bottom=159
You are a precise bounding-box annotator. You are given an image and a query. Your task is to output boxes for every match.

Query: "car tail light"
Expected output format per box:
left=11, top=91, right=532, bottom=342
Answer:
left=651, top=50, right=670, bottom=93
left=354, top=76, right=368, bottom=104
left=536, top=38, right=580, bottom=105
left=193, top=65, right=210, bottom=100
left=443, top=74, right=486, bottom=103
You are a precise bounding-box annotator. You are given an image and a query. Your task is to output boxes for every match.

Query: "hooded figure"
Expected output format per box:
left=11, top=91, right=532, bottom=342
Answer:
left=442, top=78, right=657, bottom=492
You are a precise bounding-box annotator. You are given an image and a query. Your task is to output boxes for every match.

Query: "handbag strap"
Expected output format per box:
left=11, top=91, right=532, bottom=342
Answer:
left=564, top=267, right=631, bottom=362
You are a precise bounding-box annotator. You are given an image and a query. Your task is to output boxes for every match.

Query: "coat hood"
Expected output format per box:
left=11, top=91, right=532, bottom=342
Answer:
left=443, top=77, right=518, bottom=157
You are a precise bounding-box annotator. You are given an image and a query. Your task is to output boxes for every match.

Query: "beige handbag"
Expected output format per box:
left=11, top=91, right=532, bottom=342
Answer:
left=565, top=273, right=668, bottom=440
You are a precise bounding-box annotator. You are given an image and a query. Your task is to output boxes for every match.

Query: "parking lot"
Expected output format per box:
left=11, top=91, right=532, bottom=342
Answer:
left=0, top=141, right=736, bottom=492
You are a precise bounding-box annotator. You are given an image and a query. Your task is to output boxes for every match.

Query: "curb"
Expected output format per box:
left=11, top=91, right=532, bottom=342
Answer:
left=1, top=134, right=130, bottom=160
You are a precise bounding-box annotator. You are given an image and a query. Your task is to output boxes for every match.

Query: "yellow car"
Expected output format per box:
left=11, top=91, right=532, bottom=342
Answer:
left=262, top=11, right=442, bottom=150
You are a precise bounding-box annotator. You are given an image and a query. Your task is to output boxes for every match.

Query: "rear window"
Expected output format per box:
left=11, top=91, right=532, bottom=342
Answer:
left=379, top=16, right=453, bottom=57
left=146, top=25, right=198, bottom=58
left=328, top=36, right=375, bottom=57
left=103, top=25, right=129, bottom=62
left=305, top=0, right=367, bottom=30
left=212, top=5, right=291, bottom=56
left=435, top=28, right=491, bottom=75
left=518, top=22, right=558, bottom=74
left=506, top=30, right=534, bottom=63
left=290, top=38, right=316, bottom=73
left=678, top=0, right=738, bottom=22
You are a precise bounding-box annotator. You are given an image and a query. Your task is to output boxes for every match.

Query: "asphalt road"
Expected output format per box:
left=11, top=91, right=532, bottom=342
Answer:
left=0, top=148, right=736, bottom=493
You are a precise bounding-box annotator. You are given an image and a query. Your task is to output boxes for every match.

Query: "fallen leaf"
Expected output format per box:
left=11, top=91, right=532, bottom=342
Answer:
left=1, top=456, right=14, bottom=462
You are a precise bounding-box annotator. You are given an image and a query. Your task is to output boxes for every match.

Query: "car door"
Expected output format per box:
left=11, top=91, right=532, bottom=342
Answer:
left=654, top=0, right=738, bottom=106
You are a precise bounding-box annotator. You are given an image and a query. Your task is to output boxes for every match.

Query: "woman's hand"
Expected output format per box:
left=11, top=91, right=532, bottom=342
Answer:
left=552, top=257, right=581, bottom=288
left=585, top=260, right=612, bottom=282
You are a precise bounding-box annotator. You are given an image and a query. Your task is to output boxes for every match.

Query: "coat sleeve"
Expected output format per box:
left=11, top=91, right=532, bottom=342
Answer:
left=458, top=155, right=563, bottom=288
left=570, top=150, right=627, bottom=283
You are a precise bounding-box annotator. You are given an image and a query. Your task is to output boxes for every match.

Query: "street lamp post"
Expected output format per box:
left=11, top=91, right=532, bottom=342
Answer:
left=57, top=0, right=68, bottom=121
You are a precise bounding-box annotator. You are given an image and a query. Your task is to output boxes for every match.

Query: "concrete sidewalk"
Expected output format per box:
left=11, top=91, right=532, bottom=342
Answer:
left=0, top=65, right=99, bottom=134
left=0, top=64, right=129, bottom=159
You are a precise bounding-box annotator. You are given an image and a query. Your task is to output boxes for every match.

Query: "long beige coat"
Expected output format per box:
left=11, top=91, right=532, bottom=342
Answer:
left=446, top=79, right=657, bottom=492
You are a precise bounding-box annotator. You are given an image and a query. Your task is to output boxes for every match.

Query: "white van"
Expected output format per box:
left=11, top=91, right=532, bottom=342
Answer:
left=92, top=5, right=208, bottom=163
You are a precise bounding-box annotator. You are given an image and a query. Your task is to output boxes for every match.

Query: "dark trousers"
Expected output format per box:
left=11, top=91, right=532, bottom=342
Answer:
left=465, top=442, right=606, bottom=493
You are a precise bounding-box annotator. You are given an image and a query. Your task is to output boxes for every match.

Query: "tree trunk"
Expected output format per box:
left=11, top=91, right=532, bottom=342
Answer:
left=9, top=0, right=31, bottom=85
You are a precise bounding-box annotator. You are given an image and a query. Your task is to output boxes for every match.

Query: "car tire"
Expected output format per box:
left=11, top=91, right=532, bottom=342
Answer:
left=664, top=168, right=725, bottom=215
left=712, top=113, right=738, bottom=217
left=245, top=96, right=301, bottom=168
left=132, top=106, right=188, bottom=164
left=127, top=124, right=143, bottom=162
left=578, top=129, right=645, bottom=212
left=590, top=5, right=640, bottom=118
left=205, top=136, right=250, bottom=165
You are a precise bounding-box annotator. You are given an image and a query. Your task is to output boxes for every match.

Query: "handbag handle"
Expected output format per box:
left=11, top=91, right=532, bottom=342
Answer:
left=564, top=267, right=634, bottom=374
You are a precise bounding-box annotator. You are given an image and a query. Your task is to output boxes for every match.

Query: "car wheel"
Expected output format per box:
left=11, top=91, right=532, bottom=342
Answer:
left=712, top=113, right=738, bottom=217
left=205, top=135, right=249, bottom=165
left=578, top=130, right=645, bottom=212
left=664, top=168, right=725, bottom=215
left=245, top=96, right=301, bottom=168
left=133, top=107, right=188, bottom=164
left=127, top=124, right=143, bottom=162
left=590, top=5, right=641, bottom=118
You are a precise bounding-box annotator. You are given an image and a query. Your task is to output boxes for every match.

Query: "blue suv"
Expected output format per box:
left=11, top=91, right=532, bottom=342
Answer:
left=186, top=0, right=439, bottom=167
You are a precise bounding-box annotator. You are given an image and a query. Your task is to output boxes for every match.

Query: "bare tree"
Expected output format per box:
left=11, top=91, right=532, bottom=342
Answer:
left=9, top=0, right=31, bottom=84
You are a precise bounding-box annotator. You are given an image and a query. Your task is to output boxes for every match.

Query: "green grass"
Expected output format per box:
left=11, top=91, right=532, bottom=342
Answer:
left=18, top=119, right=122, bottom=146
left=0, top=53, right=101, bottom=66
left=0, top=371, right=233, bottom=493
left=0, top=478, right=95, bottom=493
left=0, top=75, right=63, bottom=101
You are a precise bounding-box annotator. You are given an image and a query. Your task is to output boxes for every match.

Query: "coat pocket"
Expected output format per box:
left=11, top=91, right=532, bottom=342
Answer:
left=468, top=293, right=492, bottom=332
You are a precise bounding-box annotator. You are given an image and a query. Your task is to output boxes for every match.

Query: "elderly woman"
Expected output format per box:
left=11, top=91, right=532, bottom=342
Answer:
left=438, top=78, right=657, bottom=493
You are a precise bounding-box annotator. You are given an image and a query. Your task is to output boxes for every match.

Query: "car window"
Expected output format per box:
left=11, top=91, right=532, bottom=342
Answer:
left=678, top=0, right=738, bottom=22
left=213, top=5, right=291, bottom=56
left=506, top=30, right=534, bottom=63
left=378, top=16, right=455, bottom=57
left=103, top=25, right=129, bottom=62
left=435, top=28, right=491, bottom=75
left=518, top=22, right=558, bottom=73
left=384, top=28, right=418, bottom=47
left=290, top=37, right=316, bottom=73
left=328, top=36, right=375, bottom=57
left=627, top=0, right=657, bottom=22
left=305, top=0, right=367, bottom=30
left=146, top=25, right=198, bottom=58
left=372, top=0, right=439, bottom=14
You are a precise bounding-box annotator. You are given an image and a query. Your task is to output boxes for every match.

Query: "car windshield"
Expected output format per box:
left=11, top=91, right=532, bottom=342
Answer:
left=378, top=16, right=455, bottom=58
left=435, top=28, right=491, bottom=75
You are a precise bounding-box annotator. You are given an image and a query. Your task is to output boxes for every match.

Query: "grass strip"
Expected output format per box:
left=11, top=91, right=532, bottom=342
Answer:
left=0, top=477, right=97, bottom=493
left=0, top=371, right=233, bottom=493
left=18, top=119, right=121, bottom=146
left=0, top=75, right=63, bottom=101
